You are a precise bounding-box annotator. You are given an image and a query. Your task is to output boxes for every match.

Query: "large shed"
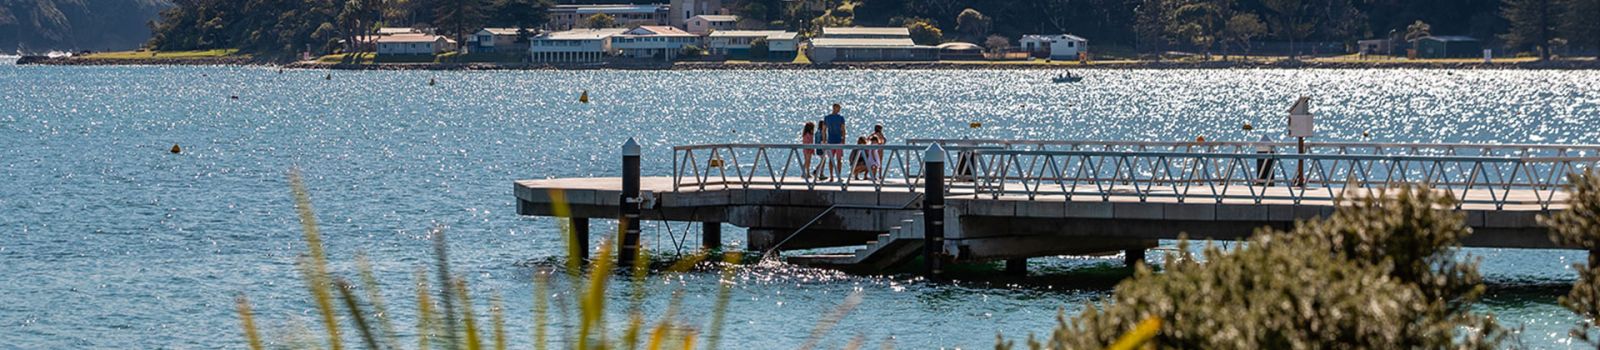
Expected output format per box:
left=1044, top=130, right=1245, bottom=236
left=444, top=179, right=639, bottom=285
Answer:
left=1414, top=36, right=1481, bottom=59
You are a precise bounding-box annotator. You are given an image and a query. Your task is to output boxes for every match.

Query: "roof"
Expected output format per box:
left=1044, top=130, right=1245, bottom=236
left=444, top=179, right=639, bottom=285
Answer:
left=571, top=4, right=665, bottom=14
left=1421, top=35, right=1479, bottom=42
left=937, top=42, right=983, bottom=51
left=1021, top=34, right=1087, bottom=42
left=626, top=26, right=696, bottom=37
left=692, top=15, right=740, bottom=22
left=376, top=34, right=453, bottom=43
left=708, top=30, right=799, bottom=40
left=478, top=28, right=522, bottom=36
left=821, top=27, right=910, bottom=37
left=378, top=27, right=420, bottom=35
left=536, top=28, right=629, bottom=40
left=810, top=37, right=925, bottom=48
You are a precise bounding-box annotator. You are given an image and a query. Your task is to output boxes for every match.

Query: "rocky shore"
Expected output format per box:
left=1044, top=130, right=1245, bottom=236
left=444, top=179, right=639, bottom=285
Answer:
left=22, top=55, right=1600, bottom=70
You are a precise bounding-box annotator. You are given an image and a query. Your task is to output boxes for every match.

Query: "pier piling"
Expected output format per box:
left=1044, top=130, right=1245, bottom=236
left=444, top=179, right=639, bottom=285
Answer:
left=703, top=222, right=722, bottom=250
left=571, top=217, right=590, bottom=261
left=1124, top=249, right=1146, bottom=268
left=1005, top=258, right=1027, bottom=276
left=620, top=138, right=642, bottom=267
left=924, top=144, right=947, bottom=279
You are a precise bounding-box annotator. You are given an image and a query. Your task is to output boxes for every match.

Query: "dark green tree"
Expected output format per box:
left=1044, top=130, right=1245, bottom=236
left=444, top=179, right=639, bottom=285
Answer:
left=904, top=18, right=944, bottom=45
left=1220, top=12, right=1265, bottom=59
left=954, top=8, right=990, bottom=42
left=1561, top=0, right=1600, bottom=58
left=488, top=0, right=551, bottom=29
left=434, top=0, right=485, bottom=51
left=1501, top=0, right=1561, bottom=60
left=582, top=13, right=616, bottom=29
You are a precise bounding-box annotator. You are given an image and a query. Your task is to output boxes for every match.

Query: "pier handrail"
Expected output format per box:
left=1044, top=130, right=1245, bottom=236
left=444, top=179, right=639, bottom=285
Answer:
left=907, top=138, right=1600, bottom=158
left=669, top=142, right=1600, bottom=210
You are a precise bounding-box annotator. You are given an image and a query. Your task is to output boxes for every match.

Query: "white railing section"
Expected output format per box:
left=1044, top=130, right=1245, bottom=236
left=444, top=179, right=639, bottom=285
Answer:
left=672, top=142, right=1600, bottom=210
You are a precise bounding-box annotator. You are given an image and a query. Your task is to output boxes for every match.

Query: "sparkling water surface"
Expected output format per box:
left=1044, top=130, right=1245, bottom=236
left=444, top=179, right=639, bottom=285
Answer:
left=3, top=64, right=1599, bottom=349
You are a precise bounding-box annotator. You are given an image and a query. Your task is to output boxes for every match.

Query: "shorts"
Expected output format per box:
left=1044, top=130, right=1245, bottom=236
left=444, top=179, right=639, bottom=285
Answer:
left=831, top=149, right=844, bottom=157
left=803, top=149, right=815, bottom=158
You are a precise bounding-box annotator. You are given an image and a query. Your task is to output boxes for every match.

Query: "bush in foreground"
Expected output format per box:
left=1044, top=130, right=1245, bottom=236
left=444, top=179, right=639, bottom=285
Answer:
left=1011, top=188, right=1506, bottom=349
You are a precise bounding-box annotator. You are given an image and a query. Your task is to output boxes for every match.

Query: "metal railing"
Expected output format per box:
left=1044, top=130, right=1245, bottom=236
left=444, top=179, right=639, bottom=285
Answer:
left=908, top=138, right=1600, bottom=158
left=671, top=142, right=1600, bottom=210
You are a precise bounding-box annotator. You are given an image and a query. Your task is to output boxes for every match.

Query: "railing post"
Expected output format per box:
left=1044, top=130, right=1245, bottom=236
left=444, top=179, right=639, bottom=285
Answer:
left=619, top=138, right=642, bottom=267
left=923, top=144, right=947, bottom=279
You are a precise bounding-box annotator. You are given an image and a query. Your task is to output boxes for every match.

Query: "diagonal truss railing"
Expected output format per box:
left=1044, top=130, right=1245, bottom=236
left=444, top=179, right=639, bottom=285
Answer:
left=672, top=142, right=1600, bottom=210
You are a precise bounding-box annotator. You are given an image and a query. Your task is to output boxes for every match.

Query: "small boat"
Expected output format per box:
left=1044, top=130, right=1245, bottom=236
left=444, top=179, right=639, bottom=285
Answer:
left=1051, top=73, right=1084, bottom=83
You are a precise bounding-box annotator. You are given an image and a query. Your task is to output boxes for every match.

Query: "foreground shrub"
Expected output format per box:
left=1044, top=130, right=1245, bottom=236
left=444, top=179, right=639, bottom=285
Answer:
left=1014, top=188, right=1504, bottom=349
left=1543, top=170, right=1600, bottom=345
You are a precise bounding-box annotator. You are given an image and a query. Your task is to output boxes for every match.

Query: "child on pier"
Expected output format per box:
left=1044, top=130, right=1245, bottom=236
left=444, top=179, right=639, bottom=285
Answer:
left=801, top=122, right=817, bottom=179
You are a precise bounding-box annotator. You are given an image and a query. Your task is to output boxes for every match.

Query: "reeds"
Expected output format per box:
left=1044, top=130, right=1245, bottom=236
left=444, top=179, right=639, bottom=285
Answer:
left=239, top=171, right=870, bottom=350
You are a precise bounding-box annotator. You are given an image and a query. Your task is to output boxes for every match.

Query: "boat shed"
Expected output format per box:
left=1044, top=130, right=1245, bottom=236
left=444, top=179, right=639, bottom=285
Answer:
left=1414, top=36, right=1481, bottom=59
left=807, top=38, right=937, bottom=64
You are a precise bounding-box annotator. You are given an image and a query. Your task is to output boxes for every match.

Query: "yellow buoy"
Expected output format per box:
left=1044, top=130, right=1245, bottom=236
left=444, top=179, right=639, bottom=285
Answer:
left=579, top=90, right=590, bottom=104
left=1242, top=122, right=1254, bottom=131
left=170, top=144, right=182, bottom=154
left=969, top=122, right=982, bottom=129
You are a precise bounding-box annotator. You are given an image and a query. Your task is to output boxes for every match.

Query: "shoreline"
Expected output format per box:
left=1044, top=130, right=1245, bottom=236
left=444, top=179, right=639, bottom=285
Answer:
left=20, top=55, right=1600, bottom=70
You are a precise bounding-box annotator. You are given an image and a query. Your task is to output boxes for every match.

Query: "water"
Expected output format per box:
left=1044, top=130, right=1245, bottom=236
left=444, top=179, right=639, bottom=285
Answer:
left=2, top=64, right=1598, bottom=348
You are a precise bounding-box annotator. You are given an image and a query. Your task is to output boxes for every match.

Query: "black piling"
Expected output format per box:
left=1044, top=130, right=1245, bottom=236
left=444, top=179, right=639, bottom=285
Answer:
left=619, top=138, right=642, bottom=267
left=923, top=144, right=947, bottom=279
left=571, top=217, right=590, bottom=262
left=702, top=222, right=722, bottom=250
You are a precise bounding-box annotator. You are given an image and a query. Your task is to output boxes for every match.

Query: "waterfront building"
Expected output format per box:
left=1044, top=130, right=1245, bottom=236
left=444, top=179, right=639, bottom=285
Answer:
left=936, top=42, right=985, bottom=60
left=529, top=28, right=627, bottom=62
left=547, top=4, right=670, bottom=31
left=375, top=34, right=456, bottom=55
left=1019, top=34, right=1088, bottom=60
left=686, top=15, right=740, bottom=35
left=669, top=0, right=727, bottom=27
left=1413, top=36, right=1482, bottom=59
left=706, top=30, right=799, bottom=58
left=807, top=27, right=936, bottom=64
left=612, top=26, right=701, bottom=60
left=467, top=28, right=526, bottom=53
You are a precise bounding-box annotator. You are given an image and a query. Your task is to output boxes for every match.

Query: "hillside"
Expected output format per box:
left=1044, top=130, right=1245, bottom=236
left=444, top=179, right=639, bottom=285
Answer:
left=0, top=0, right=172, bottom=53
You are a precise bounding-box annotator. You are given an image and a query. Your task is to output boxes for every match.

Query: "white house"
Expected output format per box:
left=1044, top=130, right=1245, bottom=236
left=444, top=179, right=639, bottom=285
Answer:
left=376, top=34, right=456, bottom=55
left=1019, top=34, right=1087, bottom=60
left=686, top=15, right=739, bottom=35
left=529, top=28, right=627, bottom=62
left=706, top=30, right=798, bottom=57
left=468, top=28, right=525, bottom=53
left=612, top=26, right=700, bottom=60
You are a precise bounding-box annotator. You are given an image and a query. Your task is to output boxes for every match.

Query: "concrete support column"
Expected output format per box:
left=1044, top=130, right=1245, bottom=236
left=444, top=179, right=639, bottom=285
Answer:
left=1125, top=248, right=1146, bottom=268
left=923, top=144, right=947, bottom=279
left=619, top=138, right=642, bottom=267
left=702, top=222, right=722, bottom=250
left=570, top=217, right=590, bottom=262
left=1005, top=258, right=1027, bottom=276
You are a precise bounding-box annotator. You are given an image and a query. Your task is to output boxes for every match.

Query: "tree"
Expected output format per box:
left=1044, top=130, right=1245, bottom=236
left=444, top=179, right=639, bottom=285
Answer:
left=1009, top=188, right=1507, bottom=349
left=955, top=8, right=991, bottom=42
left=1405, top=20, right=1432, bottom=53
left=904, top=18, right=944, bottom=45
left=1501, top=0, right=1561, bottom=60
left=1543, top=171, right=1600, bottom=345
left=1560, top=0, right=1600, bottom=59
left=581, top=13, right=616, bottom=29
left=434, top=0, right=485, bottom=52
left=338, top=0, right=381, bottom=54
left=1221, top=13, right=1265, bottom=59
left=983, top=34, right=1009, bottom=54
left=1167, top=1, right=1223, bottom=56
left=1261, top=0, right=1314, bottom=57
left=749, top=38, right=770, bottom=59
left=489, top=0, right=551, bottom=29
left=1133, top=0, right=1177, bottom=54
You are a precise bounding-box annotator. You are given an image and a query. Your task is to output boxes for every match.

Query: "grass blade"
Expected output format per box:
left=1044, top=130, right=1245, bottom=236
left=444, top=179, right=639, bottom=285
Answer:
left=456, top=278, right=482, bottom=350
left=796, top=291, right=864, bottom=350
left=235, top=294, right=265, bottom=350
left=579, top=239, right=616, bottom=350
left=532, top=270, right=550, bottom=350
left=288, top=169, right=343, bottom=350
left=432, top=227, right=460, bottom=350
left=356, top=252, right=402, bottom=350
left=703, top=252, right=741, bottom=350
left=335, top=278, right=382, bottom=350
left=416, top=268, right=436, bottom=350
left=492, top=292, right=506, bottom=350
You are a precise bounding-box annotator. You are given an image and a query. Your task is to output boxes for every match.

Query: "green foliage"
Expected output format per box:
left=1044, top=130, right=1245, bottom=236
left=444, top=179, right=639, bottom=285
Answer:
left=581, top=13, right=616, bottom=29
left=955, top=8, right=990, bottom=42
left=434, top=0, right=485, bottom=50
left=488, top=0, right=550, bottom=29
left=1563, top=0, right=1600, bottom=58
left=903, top=18, right=944, bottom=45
left=748, top=38, right=770, bottom=59
left=1016, top=188, right=1506, bottom=349
left=1220, top=13, right=1265, bottom=57
left=1543, top=171, right=1600, bottom=345
left=983, top=35, right=1009, bottom=53
left=0, top=0, right=169, bottom=52
left=1502, top=0, right=1561, bottom=59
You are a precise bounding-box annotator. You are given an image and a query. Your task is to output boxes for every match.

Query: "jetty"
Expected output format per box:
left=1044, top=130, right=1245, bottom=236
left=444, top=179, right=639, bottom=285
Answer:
left=515, top=138, right=1600, bottom=275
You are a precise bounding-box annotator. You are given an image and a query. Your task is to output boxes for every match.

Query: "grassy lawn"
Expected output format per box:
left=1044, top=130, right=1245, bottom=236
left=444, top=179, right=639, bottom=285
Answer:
left=316, top=53, right=376, bottom=64
left=81, top=49, right=242, bottom=60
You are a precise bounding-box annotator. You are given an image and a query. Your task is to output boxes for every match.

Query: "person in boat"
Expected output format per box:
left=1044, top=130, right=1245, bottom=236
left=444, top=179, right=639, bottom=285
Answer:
left=801, top=122, right=817, bottom=179
left=822, top=104, right=847, bottom=180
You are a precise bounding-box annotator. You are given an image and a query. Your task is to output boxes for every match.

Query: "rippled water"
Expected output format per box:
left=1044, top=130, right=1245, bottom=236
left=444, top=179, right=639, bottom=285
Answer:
left=2, top=64, right=1599, bottom=348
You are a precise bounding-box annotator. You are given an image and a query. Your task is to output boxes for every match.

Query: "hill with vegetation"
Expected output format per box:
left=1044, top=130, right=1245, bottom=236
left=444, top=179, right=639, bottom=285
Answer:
left=0, top=0, right=172, bottom=53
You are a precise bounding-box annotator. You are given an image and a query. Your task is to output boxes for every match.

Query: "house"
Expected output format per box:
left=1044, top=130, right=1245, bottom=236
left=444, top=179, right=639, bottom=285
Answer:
left=686, top=15, right=740, bottom=35
left=468, top=28, right=526, bottom=53
left=819, top=27, right=911, bottom=39
left=670, top=0, right=727, bottom=27
left=706, top=30, right=799, bottom=59
left=529, top=28, right=627, bottom=62
left=1413, top=36, right=1481, bottom=59
left=612, top=26, right=701, bottom=60
left=376, top=34, right=456, bottom=55
left=548, top=4, right=670, bottom=31
left=1019, top=34, right=1087, bottom=60
left=1357, top=38, right=1400, bottom=56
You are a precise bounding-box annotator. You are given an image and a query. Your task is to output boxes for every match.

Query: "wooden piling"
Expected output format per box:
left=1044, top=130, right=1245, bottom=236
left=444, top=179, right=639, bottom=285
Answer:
left=924, top=144, right=946, bottom=279
left=619, top=138, right=642, bottom=267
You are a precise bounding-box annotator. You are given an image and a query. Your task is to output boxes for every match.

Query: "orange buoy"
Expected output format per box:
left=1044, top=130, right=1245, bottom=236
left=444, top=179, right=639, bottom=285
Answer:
left=579, top=90, right=590, bottom=103
left=170, top=144, right=182, bottom=154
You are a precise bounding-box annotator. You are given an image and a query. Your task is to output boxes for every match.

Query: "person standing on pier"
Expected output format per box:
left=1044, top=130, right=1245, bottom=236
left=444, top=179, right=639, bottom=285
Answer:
left=823, top=103, right=847, bottom=179
left=815, top=118, right=829, bottom=180
left=801, top=122, right=817, bottom=179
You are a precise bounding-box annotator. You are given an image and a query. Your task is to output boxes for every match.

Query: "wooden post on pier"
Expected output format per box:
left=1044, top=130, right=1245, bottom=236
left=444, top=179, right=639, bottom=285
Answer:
left=923, top=144, right=947, bottom=279
left=619, top=138, right=642, bottom=267
left=572, top=217, right=590, bottom=262
left=702, top=222, right=722, bottom=250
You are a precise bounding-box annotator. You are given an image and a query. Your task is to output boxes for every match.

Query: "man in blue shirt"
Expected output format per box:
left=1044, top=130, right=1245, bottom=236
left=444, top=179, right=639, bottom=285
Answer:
left=823, top=103, right=847, bottom=179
